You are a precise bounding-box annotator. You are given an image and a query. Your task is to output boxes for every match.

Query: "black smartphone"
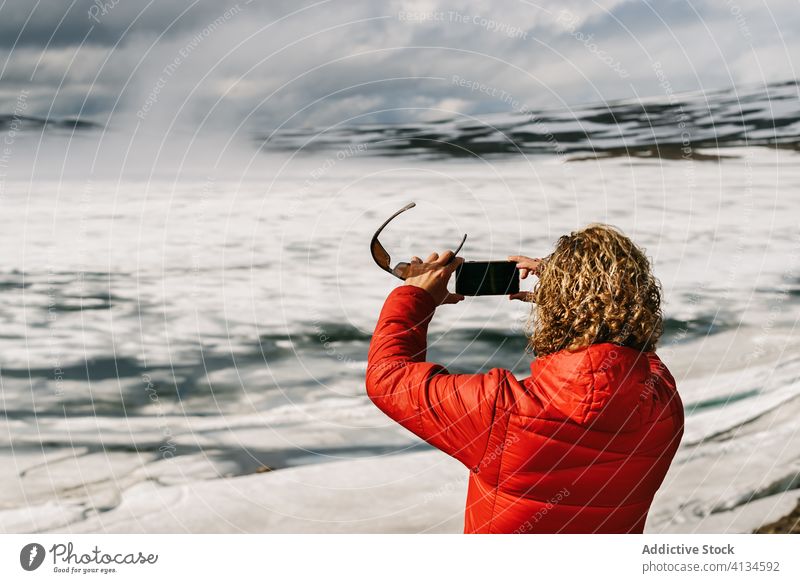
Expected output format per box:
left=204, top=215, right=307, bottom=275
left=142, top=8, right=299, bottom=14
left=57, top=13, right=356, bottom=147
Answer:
left=455, top=261, right=520, bottom=296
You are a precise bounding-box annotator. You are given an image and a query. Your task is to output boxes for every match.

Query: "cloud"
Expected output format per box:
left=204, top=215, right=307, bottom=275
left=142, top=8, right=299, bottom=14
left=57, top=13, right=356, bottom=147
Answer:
left=0, top=0, right=797, bottom=134
left=0, top=0, right=240, bottom=47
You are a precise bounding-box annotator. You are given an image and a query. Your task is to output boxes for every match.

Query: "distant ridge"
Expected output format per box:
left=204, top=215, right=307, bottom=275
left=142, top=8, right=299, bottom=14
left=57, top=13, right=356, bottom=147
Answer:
left=258, top=79, right=800, bottom=160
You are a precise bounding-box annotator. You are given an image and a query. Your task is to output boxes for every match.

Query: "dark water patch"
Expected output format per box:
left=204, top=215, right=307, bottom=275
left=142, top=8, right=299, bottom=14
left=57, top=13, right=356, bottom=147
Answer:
left=2, top=336, right=360, bottom=415
left=778, top=278, right=800, bottom=299
left=713, top=471, right=800, bottom=516
left=429, top=328, right=531, bottom=374
left=4, top=400, right=145, bottom=419
left=216, top=442, right=432, bottom=475
left=566, top=144, right=737, bottom=162
left=0, top=114, right=101, bottom=132
left=685, top=388, right=760, bottom=416
left=3, top=356, right=145, bottom=382
left=2, top=270, right=135, bottom=313
left=259, top=324, right=533, bottom=376
left=309, top=322, right=373, bottom=343
left=0, top=277, right=30, bottom=291
left=14, top=270, right=126, bottom=283
left=259, top=322, right=372, bottom=351
left=662, top=312, right=738, bottom=344
left=4, top=353, right=249, bottom=407
left=263, top=324, right=544, bottom=374
left=436, top=327, right=529, bottom=351
left=48, top=299, right=114, bottom=312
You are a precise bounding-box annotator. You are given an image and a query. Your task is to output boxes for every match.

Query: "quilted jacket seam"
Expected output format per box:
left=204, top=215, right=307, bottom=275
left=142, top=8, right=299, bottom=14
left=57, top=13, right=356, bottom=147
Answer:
left=486, top=409, right=511, bottom=534
left=473, top=375, right=505, bottom=471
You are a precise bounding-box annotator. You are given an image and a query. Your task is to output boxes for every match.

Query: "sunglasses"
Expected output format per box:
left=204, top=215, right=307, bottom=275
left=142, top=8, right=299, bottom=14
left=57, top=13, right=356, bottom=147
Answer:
left=370, top=202, right=467, bottom=280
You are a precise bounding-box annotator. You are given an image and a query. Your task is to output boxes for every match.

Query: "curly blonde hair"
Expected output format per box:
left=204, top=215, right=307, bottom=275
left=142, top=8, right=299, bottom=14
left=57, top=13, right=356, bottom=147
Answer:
left=529, top=224, right=663, bottom=356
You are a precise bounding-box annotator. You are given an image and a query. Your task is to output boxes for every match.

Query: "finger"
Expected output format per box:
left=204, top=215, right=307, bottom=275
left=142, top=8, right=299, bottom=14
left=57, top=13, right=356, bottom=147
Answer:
left=437, top=258, right=463, bottom=280
left=444, top=255, right=464, bottom=273
left=442, top=293, right=465, bottom=305
left=519, top=268, right=530, bottom=279
left=425, top=252, right=439, bottom=262
left=436, top=250, right=455, bottom=265
left=411, top=256, right=423, bottom=264
left=509, top=256, right=532, bottom=270
left=510, top=255, right=540, bottom=264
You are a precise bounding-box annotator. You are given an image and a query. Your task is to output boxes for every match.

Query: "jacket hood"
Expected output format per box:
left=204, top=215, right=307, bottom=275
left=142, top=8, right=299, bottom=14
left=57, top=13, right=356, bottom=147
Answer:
left=526, top=343, right=653, bottom=431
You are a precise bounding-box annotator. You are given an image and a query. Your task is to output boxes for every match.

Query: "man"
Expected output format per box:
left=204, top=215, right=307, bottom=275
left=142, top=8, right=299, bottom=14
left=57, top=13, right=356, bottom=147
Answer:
left=366, top=225, right=684, bottom=533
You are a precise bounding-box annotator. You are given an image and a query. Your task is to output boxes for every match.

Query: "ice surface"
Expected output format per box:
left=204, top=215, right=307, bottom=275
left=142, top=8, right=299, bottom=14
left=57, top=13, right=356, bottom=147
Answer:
left=1, top=140, right=799, bottom=533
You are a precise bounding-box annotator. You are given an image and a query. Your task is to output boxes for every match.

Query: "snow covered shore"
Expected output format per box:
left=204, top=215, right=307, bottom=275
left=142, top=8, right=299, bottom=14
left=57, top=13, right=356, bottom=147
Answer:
left=1, top=325, right=797, bottom=534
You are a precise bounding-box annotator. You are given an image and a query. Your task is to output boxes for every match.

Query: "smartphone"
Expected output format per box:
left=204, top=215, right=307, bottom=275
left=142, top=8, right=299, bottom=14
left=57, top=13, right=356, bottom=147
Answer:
left=455, top=261, right=520, bottom=296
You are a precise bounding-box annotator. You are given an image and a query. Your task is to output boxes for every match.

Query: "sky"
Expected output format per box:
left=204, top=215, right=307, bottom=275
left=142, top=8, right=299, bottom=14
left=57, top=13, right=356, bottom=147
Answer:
left=0, top=0, right=797, bottom=133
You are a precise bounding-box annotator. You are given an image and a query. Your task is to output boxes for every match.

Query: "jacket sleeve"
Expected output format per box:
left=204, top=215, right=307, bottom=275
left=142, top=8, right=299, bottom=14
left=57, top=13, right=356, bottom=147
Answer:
left=366, top=285, right=502, bottom=470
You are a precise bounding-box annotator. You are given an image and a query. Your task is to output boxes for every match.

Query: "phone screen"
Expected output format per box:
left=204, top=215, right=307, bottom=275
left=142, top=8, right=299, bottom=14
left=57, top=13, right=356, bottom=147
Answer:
left=455, top=261, right=520, bottom=296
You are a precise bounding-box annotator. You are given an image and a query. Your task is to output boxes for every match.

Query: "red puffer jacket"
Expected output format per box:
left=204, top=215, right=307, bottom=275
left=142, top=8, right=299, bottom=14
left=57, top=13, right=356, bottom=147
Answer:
left=367, top=286, right=684, bottom=534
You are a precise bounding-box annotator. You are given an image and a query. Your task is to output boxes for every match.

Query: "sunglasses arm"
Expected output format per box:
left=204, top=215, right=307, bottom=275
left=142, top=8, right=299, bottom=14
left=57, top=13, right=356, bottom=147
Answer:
left=370, top=202, right=467, bottom=280
left=388, top=233, right=466, bottom=280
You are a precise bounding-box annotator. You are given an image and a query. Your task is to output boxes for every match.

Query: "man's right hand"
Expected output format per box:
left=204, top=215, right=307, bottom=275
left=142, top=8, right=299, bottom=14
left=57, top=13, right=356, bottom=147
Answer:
left=404, top=250, right=465, bottom=306
left=508, top=255, right=544, bottom=302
